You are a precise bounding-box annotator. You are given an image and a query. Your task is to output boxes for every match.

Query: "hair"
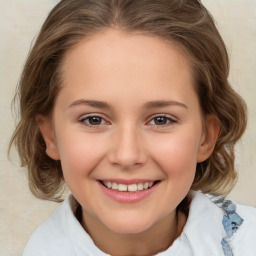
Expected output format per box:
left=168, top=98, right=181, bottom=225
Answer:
left=9, top=0, right=247, bottom=205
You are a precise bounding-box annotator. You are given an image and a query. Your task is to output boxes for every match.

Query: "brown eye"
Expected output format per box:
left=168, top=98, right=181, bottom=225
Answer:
left=154, top=116, right=169, bottom=125
left=80, top=115, right=107, bottom=126
left=148, top=115, right=177, bottom=126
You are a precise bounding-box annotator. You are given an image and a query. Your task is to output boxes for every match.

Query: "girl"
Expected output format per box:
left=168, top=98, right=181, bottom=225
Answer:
left=9, top=0, right=256, bottom=255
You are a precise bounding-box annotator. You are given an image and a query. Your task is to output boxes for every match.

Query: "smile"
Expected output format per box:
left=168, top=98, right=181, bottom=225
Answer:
left=100, top=181, right=157, bottom=192
left=98, top=180, right=160, bottom=203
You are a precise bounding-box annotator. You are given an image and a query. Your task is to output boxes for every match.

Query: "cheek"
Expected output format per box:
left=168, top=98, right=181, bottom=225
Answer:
left=149, top=131, right=200, bottom=177
left=56, top=131, right=106, bottom=177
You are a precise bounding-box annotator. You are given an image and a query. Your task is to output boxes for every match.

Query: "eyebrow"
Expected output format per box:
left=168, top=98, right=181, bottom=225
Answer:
left=69, top=99, right=112, bottom=109
left=144, top=100, right=188, bottom=109
left=68, top=99, right=188, bottom=109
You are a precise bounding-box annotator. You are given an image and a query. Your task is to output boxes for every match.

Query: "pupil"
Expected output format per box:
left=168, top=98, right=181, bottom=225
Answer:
left=155, top=116, right=167, bottom=125
left=89, top=116, right=101, bottom=125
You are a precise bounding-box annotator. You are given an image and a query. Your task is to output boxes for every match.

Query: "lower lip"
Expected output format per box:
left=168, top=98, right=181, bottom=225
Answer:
left=98, top=181, right=160, bottom=203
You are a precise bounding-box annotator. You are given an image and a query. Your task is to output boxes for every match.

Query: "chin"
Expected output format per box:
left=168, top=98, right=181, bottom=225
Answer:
left=103, top=215, right=156, bottom=235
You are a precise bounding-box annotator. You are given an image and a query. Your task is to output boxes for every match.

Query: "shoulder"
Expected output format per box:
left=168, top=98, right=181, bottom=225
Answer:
left=23, top=198, right=75, bottom=256
left=231, top=202, right=256, bottom=254
left=183, top=191, right=256, bottom=255
left=236, top=202, right=256, bottom=220
left=23, top=196, right=107, bottom=256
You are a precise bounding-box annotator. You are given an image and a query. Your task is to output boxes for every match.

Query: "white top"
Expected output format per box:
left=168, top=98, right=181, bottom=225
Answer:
left=23, top=191, right=256, bottom=256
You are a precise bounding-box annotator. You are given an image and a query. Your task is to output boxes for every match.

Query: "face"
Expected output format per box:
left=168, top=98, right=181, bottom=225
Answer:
left=39, top=29, right=217, bottom=236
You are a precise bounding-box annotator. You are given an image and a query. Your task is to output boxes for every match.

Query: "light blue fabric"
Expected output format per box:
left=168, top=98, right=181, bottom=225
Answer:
left=220, top=200, right=244, bottom=256
left=221, top=238, right=233, bottom=256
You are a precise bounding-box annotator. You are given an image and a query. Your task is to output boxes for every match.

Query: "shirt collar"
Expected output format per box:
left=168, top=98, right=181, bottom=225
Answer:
left=183, top=191, right=227, bottom=255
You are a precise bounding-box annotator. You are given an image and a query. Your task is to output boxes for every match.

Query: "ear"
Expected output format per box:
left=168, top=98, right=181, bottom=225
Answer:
left=36, top=115, right=60, bottom=160
left=197, top=114, right=220, bottom=163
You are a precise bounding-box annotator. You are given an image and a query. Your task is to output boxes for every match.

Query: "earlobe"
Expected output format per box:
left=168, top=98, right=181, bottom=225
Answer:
left=197, top=115, right=220, bottom=163
left=36, top=115, right=60, bottom=160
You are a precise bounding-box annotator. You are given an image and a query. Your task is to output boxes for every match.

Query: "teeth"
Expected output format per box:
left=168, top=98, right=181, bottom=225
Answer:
left=144, top=182, right=149, bottom=189
left=102, top=181, right=155, bottom=192
left=118, top=184, right=127, bottom=191
left=112, top=183, right=118, bottom=190
left=128, top=184, right=137, bottom=192
left=137, top=183, right=144, bottom=191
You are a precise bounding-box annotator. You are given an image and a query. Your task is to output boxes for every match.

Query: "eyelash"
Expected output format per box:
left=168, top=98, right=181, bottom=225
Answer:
left=79, top=114, right=177, bottom=128
left=148, top=114, right=177, bottom=127
left=79, top=114, right=108, bottom=128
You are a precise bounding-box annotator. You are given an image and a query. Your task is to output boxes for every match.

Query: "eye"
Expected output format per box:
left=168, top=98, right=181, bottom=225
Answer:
left=148, top=115, right=176, bottom=126
left=79, top=115, right=108, bottom=127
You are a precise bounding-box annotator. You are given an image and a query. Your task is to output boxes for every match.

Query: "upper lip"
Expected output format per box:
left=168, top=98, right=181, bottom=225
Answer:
left=98, top=179, right=159, bottom=185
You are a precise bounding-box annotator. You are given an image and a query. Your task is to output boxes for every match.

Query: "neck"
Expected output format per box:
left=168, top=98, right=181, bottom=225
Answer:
left=81, top=209, right=186, bottom=256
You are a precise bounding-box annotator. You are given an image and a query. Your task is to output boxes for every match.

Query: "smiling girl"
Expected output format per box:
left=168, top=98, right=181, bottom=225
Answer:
left=9, top=0, right=256, bottom=255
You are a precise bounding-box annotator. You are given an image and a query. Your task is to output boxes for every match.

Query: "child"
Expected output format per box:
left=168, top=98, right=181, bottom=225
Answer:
left=9, top=0, right=256, bottom=255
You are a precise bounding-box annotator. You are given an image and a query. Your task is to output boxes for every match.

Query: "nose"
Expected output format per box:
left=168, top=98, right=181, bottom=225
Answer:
left=107, top=123, right=148, bottom=170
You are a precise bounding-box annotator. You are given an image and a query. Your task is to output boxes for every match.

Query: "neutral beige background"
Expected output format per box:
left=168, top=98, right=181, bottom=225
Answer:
left=1, top=0, right=255, bottom=255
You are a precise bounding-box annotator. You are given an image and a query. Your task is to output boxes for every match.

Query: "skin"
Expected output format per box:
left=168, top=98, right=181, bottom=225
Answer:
left=38, top=29, right=219, bottom=256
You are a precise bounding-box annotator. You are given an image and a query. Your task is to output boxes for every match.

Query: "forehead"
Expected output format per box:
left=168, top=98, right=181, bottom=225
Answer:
left=58, top=29, right=197, bottom=109
left=61, top=29, right=193, bottom=79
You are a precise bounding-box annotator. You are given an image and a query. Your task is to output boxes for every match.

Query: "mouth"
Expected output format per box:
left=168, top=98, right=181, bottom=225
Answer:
left=99, top=180, right=161, bottom=192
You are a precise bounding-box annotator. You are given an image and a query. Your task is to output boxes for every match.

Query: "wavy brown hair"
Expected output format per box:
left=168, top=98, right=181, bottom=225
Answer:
left=9, top=0, right=247, bottom=203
